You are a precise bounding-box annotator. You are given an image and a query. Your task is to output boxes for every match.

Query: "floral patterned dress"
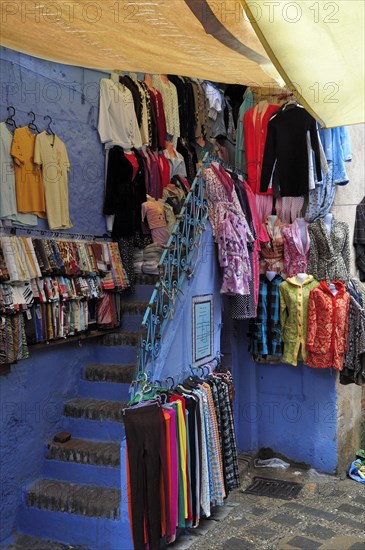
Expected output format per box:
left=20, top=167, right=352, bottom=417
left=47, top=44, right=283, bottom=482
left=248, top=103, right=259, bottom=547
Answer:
left=218, top=210, right=251, bottom=295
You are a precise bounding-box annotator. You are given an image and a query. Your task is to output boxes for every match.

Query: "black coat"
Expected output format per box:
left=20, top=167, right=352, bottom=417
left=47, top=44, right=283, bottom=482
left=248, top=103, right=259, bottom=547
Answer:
left=103, top=146, right=147, bottom=240
left=260, top=105, right=322, bottom=197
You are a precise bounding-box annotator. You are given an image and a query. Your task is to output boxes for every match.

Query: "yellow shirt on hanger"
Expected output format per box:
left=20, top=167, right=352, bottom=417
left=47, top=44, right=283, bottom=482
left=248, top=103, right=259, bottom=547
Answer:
left=10, top=126, right=46, bottom=218
left=34, top=131, right=72, bottom=229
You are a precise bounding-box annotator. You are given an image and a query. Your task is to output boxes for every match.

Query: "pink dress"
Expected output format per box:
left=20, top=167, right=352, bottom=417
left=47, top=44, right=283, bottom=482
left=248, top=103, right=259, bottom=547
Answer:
left=204, top=167, right=253, bottom=243
left=218, top=210, right=252, bottom=295
left=243, top=181, right=269, bottom=305
left=281, top=219, right=310, bottom=277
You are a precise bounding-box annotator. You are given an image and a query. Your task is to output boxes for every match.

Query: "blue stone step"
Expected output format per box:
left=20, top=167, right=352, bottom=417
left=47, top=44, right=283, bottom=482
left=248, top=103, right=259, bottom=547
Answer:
left=122, top=274, right=159, bottom=302
left=120, top=315, right=144, bottom=332
left=42, top=461, right=120, bottom=489
left=84, top=363, right=135, bottom=384
left=64, top=398, right=127, bottom=423
left=1, top=534, right=86, bottom=549
left=77, top=380, right=130, bottom=401
left=120, top=301, right=149, bottom=317
left=17, top=505, right=133, bottom=550
left=60, top=417, right=125, bottom=442
left=26, top=479, right=120, bottom=519
left=102, top=331, right=140, bottom=350
left=46, top=438, right=120, bottom=467
left=92, top=343, right=137, bottom=364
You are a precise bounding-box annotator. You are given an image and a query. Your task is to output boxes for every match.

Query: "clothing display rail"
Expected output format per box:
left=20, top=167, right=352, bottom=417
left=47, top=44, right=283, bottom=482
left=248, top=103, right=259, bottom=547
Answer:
left=124, top=357, right=239, bottom=550
left=130, top=354, right=223, bottom=402
left=135, top=154, right=210, bottom=379
left=0, top=225, right=111, bottom=241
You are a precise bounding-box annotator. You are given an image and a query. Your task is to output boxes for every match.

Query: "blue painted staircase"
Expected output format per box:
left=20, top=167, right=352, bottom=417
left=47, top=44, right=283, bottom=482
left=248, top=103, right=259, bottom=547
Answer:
left=14, top=275, right=159, bottom=550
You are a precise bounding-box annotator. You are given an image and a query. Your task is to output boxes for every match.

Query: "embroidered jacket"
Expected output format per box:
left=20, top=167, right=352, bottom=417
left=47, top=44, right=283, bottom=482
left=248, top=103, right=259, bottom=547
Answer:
left=281, top=219, right=310, bottom=277
left=308, top=218, right=350, bottom=283
left=306, top=281, right=350, bottom=370
left=218, top=210, right=252, bottom=296
left=260, top=215, right=285, bottom=274
left=340, top=295, right=365, bottom=385
left=279, top=275, right=319, bottom=366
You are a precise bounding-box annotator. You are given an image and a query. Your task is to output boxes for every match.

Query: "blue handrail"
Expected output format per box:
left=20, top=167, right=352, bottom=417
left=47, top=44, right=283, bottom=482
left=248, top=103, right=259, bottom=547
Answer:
left=133, top=154, right=211, bottom=384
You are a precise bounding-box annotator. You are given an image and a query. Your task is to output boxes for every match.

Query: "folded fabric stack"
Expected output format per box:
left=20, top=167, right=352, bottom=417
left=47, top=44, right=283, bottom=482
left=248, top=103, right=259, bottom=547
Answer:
left=133, top=248, right=144, bottom=273
left=142, top=243, right=164, bottom=274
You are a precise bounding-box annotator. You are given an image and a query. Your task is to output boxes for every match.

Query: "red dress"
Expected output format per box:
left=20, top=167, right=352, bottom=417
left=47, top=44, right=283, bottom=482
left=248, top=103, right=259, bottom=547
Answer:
left=306, top=280, right=350, bottom=370
left=244, top=102, right=279, bottom=194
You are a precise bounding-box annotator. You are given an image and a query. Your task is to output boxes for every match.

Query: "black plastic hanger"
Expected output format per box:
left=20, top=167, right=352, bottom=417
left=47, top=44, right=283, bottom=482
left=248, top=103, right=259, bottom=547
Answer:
left=28, top=111, right=39, bottom=134
left=5, top=106, right=17, bottom=129
left=44, top=115, right=55, bottom=136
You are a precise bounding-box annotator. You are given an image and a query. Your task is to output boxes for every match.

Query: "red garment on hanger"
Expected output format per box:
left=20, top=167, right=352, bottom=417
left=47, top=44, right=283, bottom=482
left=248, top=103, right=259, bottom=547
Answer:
left=158, top=153, right=171, bottom=189
left=125, top=151, right=139, bottom=180
left=244, top=102, right=280, bottom=194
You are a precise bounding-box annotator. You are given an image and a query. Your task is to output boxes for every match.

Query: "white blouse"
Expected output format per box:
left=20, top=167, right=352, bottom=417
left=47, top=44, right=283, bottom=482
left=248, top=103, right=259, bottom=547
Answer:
left=98, top=78, right=142, bottom=150
left=152, top=75, right=180, bottom=147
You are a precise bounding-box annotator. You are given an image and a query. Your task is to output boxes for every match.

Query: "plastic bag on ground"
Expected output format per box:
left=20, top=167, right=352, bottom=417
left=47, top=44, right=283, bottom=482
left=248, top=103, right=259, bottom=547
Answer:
left=254, top=457, right=290, bottom=469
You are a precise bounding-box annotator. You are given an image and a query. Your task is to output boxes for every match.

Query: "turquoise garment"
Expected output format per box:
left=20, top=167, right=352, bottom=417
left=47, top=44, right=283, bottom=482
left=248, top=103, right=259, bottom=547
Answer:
left=320, top=127, right=352, bottom=185
left=234, top=89, right=253, bottom=173
left=306, top=126, right=352, bottom=222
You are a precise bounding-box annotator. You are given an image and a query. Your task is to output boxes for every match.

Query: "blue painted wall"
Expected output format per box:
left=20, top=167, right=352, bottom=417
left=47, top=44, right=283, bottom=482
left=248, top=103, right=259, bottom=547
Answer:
left=232, top=321, right=338, bottom=473
left=152, top=222, right=223, bottom=384
left=0, top=342, right=90, bottom=541
left=0, top=46, right=114, bottom=542
left=0, top=46, right=109, bottom=235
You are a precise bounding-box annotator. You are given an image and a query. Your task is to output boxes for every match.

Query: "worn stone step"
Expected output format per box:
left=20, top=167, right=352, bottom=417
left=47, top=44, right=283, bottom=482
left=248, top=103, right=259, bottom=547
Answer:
left=64, top=398, right=127, bottom=423
left=134, top=273, right=160, bottom=286
left=3, top=534, right=86, bottom=550
left=101, top=331, right=141, bottom=347
left=26, top=479, right=120, bottom=519
left=120, top=301, right=149, bottom=316
left=47, top=438, right=120, bottom=467
left=84, top=363, right=135, bottom=384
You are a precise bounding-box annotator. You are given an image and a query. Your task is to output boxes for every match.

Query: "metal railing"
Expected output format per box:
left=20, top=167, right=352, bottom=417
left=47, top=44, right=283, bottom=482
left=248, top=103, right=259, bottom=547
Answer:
left=134, top=154, right=210, bottom=382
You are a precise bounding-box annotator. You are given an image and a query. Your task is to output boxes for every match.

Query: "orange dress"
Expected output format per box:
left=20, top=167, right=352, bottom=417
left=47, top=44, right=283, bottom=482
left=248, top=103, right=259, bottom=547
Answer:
left=306, top=280, right=350, bottom=370
left=10, top=126, right=46, bottom=218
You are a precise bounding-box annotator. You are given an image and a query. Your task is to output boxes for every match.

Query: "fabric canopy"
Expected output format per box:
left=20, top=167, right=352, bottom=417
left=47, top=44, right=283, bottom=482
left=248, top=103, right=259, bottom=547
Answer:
left=242, top=0, right=365, bottom=127
left=0, top=0, right=281, bottom=86
left=0, top=1, right=363, bottom=126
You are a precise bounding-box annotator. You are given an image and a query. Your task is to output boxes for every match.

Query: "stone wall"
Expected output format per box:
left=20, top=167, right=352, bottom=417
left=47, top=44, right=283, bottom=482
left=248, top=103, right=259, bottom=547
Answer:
left=332, top=124, right=365, bottom=474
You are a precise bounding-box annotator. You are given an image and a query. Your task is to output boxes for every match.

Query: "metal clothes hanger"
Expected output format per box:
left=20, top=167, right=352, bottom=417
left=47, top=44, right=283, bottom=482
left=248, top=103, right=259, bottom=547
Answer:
left=44, top=115, right=55, bottom=136
left=28, top=111, right=39, bottom=134
left=4, top=106, right=17, bottom=129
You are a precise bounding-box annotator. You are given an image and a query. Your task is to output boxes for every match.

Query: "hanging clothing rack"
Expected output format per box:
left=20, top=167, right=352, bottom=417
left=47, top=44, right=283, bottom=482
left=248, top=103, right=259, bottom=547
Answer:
left=0, top=225, right=111, bottom=241
left=207, top=154, right=246, bottom=179
left=129, top=353, right=223, bottom=402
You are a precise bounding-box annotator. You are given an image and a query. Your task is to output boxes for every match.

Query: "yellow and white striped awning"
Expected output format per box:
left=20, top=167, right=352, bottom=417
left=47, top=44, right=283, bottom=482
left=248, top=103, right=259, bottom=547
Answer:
left=0, top=0, right=363, bottom=127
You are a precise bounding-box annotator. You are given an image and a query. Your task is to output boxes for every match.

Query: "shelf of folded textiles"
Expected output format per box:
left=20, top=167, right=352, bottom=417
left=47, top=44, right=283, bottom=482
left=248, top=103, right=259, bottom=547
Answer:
left=28, top=328, right=118, bottom=350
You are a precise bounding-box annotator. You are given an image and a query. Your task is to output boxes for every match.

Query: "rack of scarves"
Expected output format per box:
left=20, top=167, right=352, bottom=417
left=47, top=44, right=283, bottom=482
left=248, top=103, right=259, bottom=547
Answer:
left=123, top=361, right=240, bottom=550
left=0, top=234, right=129, bottom=363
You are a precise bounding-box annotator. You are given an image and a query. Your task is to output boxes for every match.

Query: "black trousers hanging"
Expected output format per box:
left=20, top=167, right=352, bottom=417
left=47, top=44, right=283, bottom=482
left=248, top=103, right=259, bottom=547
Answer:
left=124, top=403, right=163, bottom=550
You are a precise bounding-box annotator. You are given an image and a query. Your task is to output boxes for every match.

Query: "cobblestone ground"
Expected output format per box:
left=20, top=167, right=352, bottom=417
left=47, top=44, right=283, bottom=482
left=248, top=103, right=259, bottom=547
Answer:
left=172, top=463, right=365, bottom=550
left=4, top=463, right=365, bottom=550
